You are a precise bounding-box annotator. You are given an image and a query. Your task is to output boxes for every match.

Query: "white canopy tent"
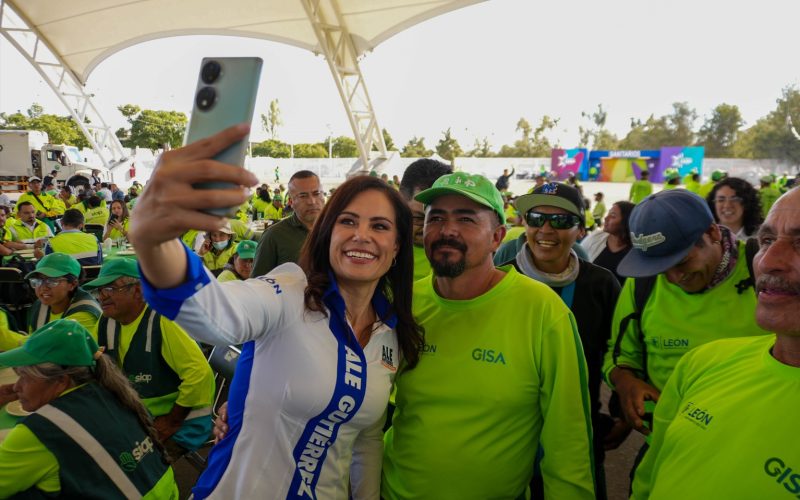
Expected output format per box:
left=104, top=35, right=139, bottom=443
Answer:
left=0, top=0, right=484, bottom=173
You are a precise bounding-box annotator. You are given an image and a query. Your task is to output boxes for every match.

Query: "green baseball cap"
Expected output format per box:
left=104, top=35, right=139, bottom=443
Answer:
left=711, top=170, right=727, bottom=182
left=236, top=240, right=257, bottom=259
left=82, top=258, right=140, bottom=289
left=25, top=253, right=81, bottom=279
left=414, top=172, right=506, bottom=224
left=0, top=319, right=100, bottom=368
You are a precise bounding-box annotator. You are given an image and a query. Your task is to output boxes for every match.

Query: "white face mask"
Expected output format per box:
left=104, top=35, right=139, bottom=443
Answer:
left=212, top=241, right=229, bottom=251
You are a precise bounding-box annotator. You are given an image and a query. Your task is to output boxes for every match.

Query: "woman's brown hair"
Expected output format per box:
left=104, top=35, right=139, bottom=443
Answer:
left=298, top=176, right=424, bottom=368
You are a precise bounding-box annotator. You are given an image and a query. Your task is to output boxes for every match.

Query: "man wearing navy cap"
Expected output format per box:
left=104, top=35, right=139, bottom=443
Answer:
left=602, top=190, right=770, bottom=469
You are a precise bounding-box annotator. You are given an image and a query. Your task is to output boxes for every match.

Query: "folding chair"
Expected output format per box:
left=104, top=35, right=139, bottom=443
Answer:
left=0, top=268, right=34, bottom=331
left=183, top=344, right=242, bottom=472
left=84, top=224, right=105, bottom=243
left=81, top=265, right=102, bottom=284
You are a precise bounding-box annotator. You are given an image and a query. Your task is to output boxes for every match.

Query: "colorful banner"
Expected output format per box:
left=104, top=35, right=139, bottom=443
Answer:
left=550, top=148, right=588, bottom=180
left=655, top=146, right=705, bottom=182
left=598, top=157, right=653, bottom=182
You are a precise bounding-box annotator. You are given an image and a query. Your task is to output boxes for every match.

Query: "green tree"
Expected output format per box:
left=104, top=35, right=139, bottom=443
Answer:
left=401, top=136, right=433, bottom=157
left=734, top=86, right=800, bottom=163
left=466, top=137, right=494, bottom=157
left=326, top=136, right=357, bottom=157
left=27, top=103, right=44, bottom=119
left=435, top=128, right=463, bottom=161
left=252, top=139, right=291, bottom=158
left=620, top=102, right=697, bottom=149
left=497, top=116, right=559, bottom=156
left=261, top=99, right=282, bottom=139
left=578, top=104, right=619, bottom=150
left=293, top=143, right=328, bottom=158
left=1, top=105, right=89, bottom=148
left=116, top=105, right=187, bottom=150
left=381, top=128, right=395, bottom=150
left=695, top=103, right=744, bottom=157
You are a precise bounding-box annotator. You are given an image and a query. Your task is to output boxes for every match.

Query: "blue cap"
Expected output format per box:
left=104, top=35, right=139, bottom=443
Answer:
left=617, top=190, right=713, bottom=277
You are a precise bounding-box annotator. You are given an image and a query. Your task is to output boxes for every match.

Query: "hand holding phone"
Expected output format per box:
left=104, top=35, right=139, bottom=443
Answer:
left=184, top=57, right=263, bottom=217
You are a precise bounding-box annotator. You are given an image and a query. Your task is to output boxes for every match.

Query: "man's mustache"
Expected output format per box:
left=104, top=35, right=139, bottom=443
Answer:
left=756, top=274, right=800, bottom=294
left=431, top=238, right=467, bottom=253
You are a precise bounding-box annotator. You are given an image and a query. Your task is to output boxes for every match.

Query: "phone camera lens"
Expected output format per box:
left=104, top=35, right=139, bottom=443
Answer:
left=201, top=61, right=222, bottom=84
left=196, top=87, right=217, bottom=111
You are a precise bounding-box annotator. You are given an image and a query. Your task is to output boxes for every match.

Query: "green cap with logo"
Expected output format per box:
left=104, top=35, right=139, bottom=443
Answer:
left=414, top=172, right=506, bottom=224
left=82, top=258, right=140, bottom=289
left=236, top=240, right=257, bottom=259
left=0, top=319, right=100, bottom=368
left=25, top=253, right=81, bottom=279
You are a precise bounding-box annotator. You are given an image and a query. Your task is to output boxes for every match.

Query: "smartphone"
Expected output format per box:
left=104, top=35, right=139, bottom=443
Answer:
left=185, top=57, right=263, bottom=217
left=108, top=213, right=118, bottom=224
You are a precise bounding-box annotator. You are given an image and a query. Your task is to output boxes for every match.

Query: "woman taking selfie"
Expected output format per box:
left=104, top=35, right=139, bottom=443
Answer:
left=102, top=199, right=131, bottom=242
left=128, top=124, right=422, bottom=499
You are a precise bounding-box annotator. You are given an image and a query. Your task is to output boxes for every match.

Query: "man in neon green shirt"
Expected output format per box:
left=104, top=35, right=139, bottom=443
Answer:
left=383, top=172, right=596, bottom=499
left=398, top=158, right=452, bottom=282
left=629, top=170, right=653, bottom=204
left=84, top=258, right=214, bottom=460
left=632, top=188, right=800, bottom=499
left=604, top=190, right=769, bottom=442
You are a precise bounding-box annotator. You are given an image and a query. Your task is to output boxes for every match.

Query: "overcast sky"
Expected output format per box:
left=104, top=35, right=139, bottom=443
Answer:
left=1, top=0, right=798, bottom=152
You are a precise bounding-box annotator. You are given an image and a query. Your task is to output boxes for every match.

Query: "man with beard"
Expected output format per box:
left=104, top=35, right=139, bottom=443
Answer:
left=631, top=187, right=800, bottom=499
left=398, top=158, right=453, bottom=282
left=382, top=172, right=595, bottom=499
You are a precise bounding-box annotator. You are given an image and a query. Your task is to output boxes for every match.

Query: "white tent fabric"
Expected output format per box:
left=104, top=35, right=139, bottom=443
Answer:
left=10, top=0, right=484, bottom=84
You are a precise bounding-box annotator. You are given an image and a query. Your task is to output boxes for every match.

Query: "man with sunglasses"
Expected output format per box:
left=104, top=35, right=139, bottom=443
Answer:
left=382, top=173, right=595, bottom=500
left=83, top=258, right=214, bottom=461
left=602, top=190, right=770, bottom=476
left=503, top=182, right=623, bottom=500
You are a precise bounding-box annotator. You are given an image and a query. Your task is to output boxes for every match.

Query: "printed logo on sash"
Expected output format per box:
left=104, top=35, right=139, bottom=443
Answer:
left=288, top=283, right=368, bottom=499
left=382, top=345, right=396, bottom=371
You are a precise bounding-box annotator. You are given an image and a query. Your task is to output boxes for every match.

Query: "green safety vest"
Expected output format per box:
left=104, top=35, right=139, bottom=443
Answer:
left=29, top=288, right=101, bottom=331
left=7, top=218, right=51, bottom=243
left=84, top=206, right=109, bottom=225
left=97, top=307, right=183, bottom=417
left=47, top=231, right=101, bottom=264
left=20, top=382, right=177, bottom=499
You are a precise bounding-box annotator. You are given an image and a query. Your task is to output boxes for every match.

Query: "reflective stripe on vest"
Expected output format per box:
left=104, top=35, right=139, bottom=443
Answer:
left=35, top=405, right=142, bottom=500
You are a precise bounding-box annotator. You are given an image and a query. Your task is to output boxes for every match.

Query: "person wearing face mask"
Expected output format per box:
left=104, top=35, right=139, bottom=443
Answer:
left=502, top=183, right=623, bottom=500
left=602, top=189, right=770, bottom=480
left=217, top=240, right=257, bottom=282
left=198, top=223, right=237, bottom=276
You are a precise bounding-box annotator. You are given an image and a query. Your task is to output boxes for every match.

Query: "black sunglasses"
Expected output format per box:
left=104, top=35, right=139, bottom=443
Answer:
left=525, top=211, right=581, bottom=229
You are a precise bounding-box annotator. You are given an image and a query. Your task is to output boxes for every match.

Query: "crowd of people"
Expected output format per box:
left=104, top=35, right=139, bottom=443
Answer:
left=0, top=127, right=797, bottom=499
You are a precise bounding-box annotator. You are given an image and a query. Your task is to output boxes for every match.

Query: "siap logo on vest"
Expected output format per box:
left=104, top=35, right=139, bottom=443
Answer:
left=130, top=372, right=153, bottom=384
left=119, top=437, right=155, bottom=472
left=381, top=345, right=396, bottom=371
left=679, top=401, right=714, bottom=430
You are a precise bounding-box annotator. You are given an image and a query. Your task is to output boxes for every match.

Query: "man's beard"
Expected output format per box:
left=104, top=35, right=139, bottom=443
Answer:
left=429, top=238, right=468, bottom=278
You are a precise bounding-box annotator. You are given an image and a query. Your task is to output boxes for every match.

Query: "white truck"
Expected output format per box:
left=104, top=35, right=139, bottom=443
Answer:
left=0, top=130, right=110, bottom=198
